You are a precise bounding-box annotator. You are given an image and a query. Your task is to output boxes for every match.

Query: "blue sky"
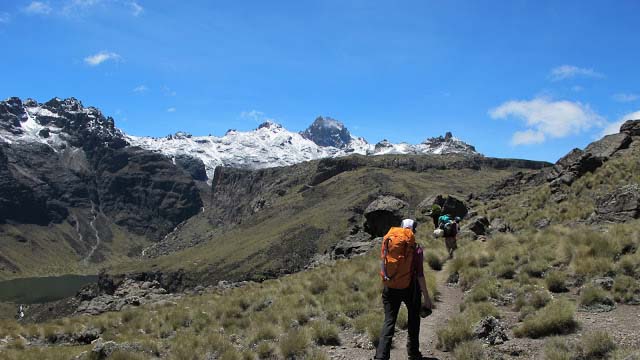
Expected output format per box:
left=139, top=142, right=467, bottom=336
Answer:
left=1, top=0, right=639, bottom=162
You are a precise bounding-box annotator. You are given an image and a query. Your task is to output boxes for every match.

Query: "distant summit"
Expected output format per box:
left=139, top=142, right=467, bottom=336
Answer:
left=301, top=116, right=353, bottom=148
left=420, top=131, right=478, bottom=155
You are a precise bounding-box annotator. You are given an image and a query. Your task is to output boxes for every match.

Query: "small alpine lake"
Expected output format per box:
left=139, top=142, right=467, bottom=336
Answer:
left=0, top=274, right=98, bottom=304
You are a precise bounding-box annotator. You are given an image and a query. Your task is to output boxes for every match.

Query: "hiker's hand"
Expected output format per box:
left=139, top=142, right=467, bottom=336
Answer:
left=423, top=296, right=433, bottom=310
left=383, top=275, right=391, bottom=281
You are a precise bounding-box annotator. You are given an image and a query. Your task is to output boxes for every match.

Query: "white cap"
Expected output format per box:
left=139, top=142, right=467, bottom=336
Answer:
left=401, top=219, right=415, bottom=229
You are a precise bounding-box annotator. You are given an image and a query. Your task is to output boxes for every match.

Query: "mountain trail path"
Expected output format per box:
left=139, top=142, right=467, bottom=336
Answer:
left=328, top=269, right=463, bottom=360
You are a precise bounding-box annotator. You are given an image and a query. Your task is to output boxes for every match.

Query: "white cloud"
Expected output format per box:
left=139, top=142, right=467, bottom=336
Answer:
left=130, top=1, right=143, bottom=16
left=612, top=93, right=639, bottom=103
left=490, top=97, right=605, bottom=146
left=132, top=85, right=148, bottom=93
left=549, top=65, right=604, bottom=81
left=167, top=107, right=176, bottom=113
left=84, top=51, right=121, bottom=66
left=161, top=86, right=176, bottom=97
left=511, top=130, right=546, bottom=145
left=0, top=12, right=10, bottom=23
left=601, top=110, right=640, bottom=137
left=240, top=110, right=265, bottom=123
left=24, top=1, right=53, bottom=15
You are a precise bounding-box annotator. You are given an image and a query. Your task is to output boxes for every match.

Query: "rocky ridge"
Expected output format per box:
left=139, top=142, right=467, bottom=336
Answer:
left=0, top=97, right=203, bottom=272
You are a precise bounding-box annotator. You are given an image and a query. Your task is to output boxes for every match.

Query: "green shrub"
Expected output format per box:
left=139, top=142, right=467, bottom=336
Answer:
left=453, top=340, right=485, bottom=360
left=579, top=331, right=616, bottom=359
left=279, top=329, right=309, bottom=359
left=545, top=271, right=568, bottom=293
left=514, top=300, right=578, bottom=338
left=579, top=285, right=610, bottom=307
left=425, top=252, right=443, bottom=271
left=436, top=315, right=473, bottom=352
left=612, top=275, right=640, bottom=303
left=617, top=253, right=640, bottom=277
left=523, top=259, right=548, bottom=278
left=252, top=324, right=279, bottom=344
left=310, top=320, right=340, bottom=346
left=543, top=337, right=573, bottom=360
left=256, top=342, right=276, bottom=359
left=353, top=312, right=383, bottom=347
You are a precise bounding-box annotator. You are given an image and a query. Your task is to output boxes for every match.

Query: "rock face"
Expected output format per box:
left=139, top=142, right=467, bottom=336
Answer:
left=593, top=184, right=640, bottom=223
left=301, top=116, right=353, bottom=148
left=0, top=97, right=203, bottom=266
left=364, top=196, right=409, bottom=237
left=620, top=119, right=640, bottom=136
left=174, top=154, right=208, bottom=182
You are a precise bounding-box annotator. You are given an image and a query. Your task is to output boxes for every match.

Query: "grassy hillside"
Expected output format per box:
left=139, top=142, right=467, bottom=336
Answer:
left=0, top=217, right=151, bottom=281
left=115, top=164, right=522, bottom=283
left=2, top=141, right=640, bottom=358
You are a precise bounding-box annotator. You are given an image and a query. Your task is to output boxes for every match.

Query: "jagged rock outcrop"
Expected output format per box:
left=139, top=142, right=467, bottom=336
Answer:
left=592, top=184, right=640, bottom=223
left=364, top=195, right=409, bottom=237
left=620, top=119, right=640, bottom=136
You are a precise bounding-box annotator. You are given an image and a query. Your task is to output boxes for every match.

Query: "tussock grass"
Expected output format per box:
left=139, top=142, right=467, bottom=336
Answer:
left=514, top=300, right=578, bottom=338
left=279, top=329, right=310, bottom=359
left=579, top=331, right=616, bottom=359
left=310, top=320, right=340, bottom=346
left=545, top=271, right=568, bottom=293
left=453, top=340, right=485, bottom=360
left=579, top=285, right=611, bottom=308
left=612, top=274, right=640, bottom=303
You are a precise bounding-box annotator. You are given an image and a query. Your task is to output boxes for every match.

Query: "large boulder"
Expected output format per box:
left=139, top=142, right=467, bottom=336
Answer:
left=364, top=195, right=409, bottom=237
left=466, top=216, right=490, bottom=236
left=594, top=184, right=640, bottom=223
left=331, top=232, right=379, bottom=259
left=472, top=316, right=508, bottom=345
left=417, top=194, right=468, bottom=220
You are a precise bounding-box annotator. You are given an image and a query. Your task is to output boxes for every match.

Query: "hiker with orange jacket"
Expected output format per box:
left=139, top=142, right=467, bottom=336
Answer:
left=375, top=219, right=433, bottom=360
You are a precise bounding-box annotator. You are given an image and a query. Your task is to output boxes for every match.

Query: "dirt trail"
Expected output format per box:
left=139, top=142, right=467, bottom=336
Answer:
left=329, top=270, right=463, bottom=360
left=389, top=272, right=463, bottom=360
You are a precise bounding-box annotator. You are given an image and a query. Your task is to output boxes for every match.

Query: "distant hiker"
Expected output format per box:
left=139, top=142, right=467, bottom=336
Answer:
left=375, top=219, right=433, bottom=360
left=428, top=204, right=441, bottom=228
left=17, top=305, right=24, bottom=320
left=438, top=214, right=460, bottom=259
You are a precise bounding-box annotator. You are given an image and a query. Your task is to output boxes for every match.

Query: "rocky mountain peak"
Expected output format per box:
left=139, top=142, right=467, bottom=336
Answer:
left=420, top=132, right=478, bottom=155
left=257, top=120, right=282, bottom=130
left=0, top=97, right=126, bottom=151
left=301, top=116, right=353, bottom=148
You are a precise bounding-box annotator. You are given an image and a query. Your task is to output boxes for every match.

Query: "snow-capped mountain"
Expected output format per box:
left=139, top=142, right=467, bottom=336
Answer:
left=0, top=97, right=480, bottom=182
left=128, top=119, right=479, bottom=180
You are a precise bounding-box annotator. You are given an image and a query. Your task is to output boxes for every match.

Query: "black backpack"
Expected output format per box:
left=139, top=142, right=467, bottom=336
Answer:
left=443, top=221, right=458, bottom=237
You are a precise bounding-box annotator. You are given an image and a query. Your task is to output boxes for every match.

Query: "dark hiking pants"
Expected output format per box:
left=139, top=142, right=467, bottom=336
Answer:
left=374, top=284, right=421, bottom=360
